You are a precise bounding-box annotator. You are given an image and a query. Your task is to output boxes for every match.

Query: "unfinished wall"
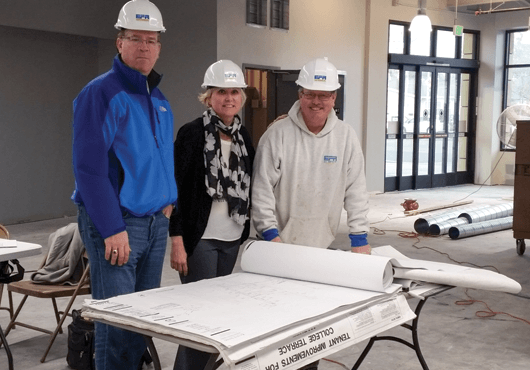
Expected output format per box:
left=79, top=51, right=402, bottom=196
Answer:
left=0, top=1, right=216, bottom=225
left=0, top=26, right=100, bottom=223
left=217, top=0, right=367, bottom=148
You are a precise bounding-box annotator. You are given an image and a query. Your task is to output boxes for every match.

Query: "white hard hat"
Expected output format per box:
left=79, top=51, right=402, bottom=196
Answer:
left=115, top=0, right=166, bottom=32
left=202, top=60, right=248, bottom=89
left=295, top=58, right=341, bottom=91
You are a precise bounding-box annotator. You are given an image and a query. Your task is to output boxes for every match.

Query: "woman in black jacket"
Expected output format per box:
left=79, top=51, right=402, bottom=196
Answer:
left=169, top=60, right=255, bottom=370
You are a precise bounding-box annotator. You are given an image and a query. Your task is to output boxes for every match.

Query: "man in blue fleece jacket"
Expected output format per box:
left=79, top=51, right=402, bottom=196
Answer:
left=71, top=1, right=177, bottom=369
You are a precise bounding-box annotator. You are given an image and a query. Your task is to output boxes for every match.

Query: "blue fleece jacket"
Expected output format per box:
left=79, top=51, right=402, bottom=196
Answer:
left=72, top=55, right=178, bottom=239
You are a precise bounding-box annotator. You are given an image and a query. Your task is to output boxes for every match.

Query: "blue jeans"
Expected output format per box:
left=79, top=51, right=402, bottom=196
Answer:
left=174, top=238, right=240, bottom=370
left=78, top=205, right=169, bottom=370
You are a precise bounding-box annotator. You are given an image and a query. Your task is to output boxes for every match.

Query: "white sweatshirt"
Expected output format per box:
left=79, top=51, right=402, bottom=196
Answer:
left=251, top=101, right=370, bottom=249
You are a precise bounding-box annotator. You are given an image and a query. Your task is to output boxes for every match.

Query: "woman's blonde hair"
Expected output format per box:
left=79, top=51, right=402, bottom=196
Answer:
left=198, top=88, right=247, bottom=108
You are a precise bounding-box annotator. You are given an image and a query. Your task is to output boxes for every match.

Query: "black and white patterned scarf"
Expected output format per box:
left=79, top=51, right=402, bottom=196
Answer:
left=203, top=108, right=250, bottom=225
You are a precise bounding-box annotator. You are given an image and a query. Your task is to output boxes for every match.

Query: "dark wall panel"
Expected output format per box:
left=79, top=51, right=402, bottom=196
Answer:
left=0, top=1, right=217, bottom=225
left=0, top=26, right=99, bottom=223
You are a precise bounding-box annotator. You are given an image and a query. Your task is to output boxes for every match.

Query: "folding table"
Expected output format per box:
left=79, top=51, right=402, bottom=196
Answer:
left=0, top=240, right=42, bottom=370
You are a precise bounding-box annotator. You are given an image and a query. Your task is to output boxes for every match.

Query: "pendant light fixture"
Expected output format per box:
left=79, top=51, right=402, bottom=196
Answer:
left=409, top=0, right=432, bottom=33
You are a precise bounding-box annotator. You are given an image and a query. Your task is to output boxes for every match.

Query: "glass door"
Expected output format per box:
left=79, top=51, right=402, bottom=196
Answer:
left=385, top=66, right=475, bottom=190
left=431, top=68, right=474, bottom=187
left=385, top=23, right=478, bottom=192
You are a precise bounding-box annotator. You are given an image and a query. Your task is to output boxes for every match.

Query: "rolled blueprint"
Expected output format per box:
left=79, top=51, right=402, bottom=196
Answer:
left=393, top=267, right=521, bottom=294
left=373, top=245, right=522, bottom=294
left=242, top=242, right=522, bottom=295
left=241, top=241, right=396, bottom=293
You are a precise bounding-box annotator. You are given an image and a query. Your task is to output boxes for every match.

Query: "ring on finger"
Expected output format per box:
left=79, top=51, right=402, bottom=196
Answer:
left=112, top=250, right=118, bottom=254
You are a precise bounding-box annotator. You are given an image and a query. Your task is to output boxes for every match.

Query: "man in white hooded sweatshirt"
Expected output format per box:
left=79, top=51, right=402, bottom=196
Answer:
left=252, top=58, right=370, bottom=369
left=252, top=57, right=370, bottom=253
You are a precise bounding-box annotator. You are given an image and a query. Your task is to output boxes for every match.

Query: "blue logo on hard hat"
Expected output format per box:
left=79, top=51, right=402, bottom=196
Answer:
left=136, top=14, right=150, bottom=21
left=314, top=75, right=327, bottom=82
left=225, top=72, right=237, bottom=80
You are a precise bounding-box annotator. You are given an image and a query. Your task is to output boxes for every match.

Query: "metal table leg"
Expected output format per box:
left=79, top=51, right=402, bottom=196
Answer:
left=143, top=336, right=162, bottom=370
left=142, top=335, right=224, bottom=370
left=205, top=353, right=224, bottom=370
left=351, top=297, right=430, bottom=370
left=0, top=324, right=14, bottom=370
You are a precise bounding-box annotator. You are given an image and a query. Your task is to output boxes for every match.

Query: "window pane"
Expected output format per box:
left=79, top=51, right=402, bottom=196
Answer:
left=448, top=74, right=457, bottom=133
left=459, top=74, right=470, bottom=133
left=389, top=24, right=404, bottom=54
left=434, top=137, right=444, bottom=174
left=447, top=137, right=455, bottom=173
left=419, top=72, right=432, bottom=134
left=410, top=29, right=430, bottom=56
left=418, top=138, right=430, bottom=175
left=435, top=73, right=447, bottom=133
left=508, top=31, right=530, bottom=65
left=462, top=33, right=475, bottom=59
left=404, top=71, right=416, bottom=133
left=504, top=31, right=530, bottom=150
left=402, top=139, right=413, bottom=176
left=386, top=69, right=400, bottom=134
left=271, top=0, right=289, bottom=30
left=458, top=136, right=467, bottom=171
left=436, top=30, right=455, bottom=58
left=506, top=67, right=530, bottom=106
left=385, top=139, right=397, bottom=177
left=247, top=0, right=267, bottom=26
left=499, top=114, right=517, bottom=149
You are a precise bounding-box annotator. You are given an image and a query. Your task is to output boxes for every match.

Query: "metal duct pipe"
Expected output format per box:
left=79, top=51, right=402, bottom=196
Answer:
left=414, top=205, right=489, bottom=234
left=429, top=217, right=469, bottom=236
left=448, top=216, right=513, bottom=240
left=459, top=203, right=513, bottom=223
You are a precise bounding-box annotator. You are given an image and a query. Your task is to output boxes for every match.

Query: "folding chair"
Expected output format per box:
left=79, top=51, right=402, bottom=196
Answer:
left=4, top=249, right=91, bottom=363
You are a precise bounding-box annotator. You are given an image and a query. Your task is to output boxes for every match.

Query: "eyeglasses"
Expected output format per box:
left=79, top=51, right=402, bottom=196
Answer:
left=121, top=36, right=160, bottom=48
left=300, top=91, right=335, bottom=102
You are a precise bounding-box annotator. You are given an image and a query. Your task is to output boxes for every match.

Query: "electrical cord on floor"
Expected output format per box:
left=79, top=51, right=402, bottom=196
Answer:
left=456, top=289, right=530, bottom=326
left=370, top=215, right=408, bottom=225
left=321, top=358, right=350, bottom=370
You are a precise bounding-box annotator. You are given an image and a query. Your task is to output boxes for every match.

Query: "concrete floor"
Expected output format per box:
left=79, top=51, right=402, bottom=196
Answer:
left=1, top=184, right=529, bottom=370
